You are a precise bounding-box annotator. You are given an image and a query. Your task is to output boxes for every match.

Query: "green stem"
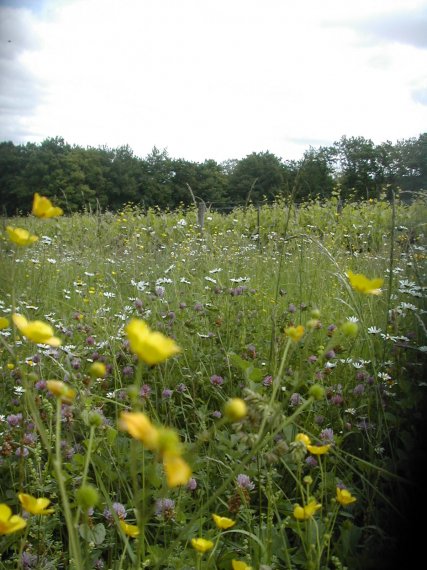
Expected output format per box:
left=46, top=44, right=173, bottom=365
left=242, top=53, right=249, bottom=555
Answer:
left=73, top=424, right=96, bottom=526
left=53, top=398, right=83, bottom=569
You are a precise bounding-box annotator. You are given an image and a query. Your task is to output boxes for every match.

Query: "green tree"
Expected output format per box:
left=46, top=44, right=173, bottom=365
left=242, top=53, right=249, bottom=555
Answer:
left=227, top=151, right=287, bottom=205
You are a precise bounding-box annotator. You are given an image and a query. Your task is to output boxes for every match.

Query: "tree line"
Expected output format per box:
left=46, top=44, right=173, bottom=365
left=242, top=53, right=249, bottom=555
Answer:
left=0, top=133, right=425, bottom=215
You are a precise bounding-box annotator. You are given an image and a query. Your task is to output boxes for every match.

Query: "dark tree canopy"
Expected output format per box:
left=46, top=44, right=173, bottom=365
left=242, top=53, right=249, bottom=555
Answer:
left=0, top=134, right=425, bottom=215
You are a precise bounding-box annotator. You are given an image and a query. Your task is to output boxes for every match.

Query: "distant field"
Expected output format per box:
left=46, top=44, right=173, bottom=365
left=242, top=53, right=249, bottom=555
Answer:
left=1, top=196, right=426, bottom=570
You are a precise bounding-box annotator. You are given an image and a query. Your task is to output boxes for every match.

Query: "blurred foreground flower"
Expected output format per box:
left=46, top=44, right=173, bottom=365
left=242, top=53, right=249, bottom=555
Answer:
left=347, top=271, right=384, bottom=295
left=125, top=319, right=180, bottom=365
left=0, top=316, right=9, bottom=329
left=13, top=314, right=61, bottom=347
left=163, top=453, right=192, bottom=487
left=119, top=411, right=159, bottom=451
left=336, top=487, right=357, bottom=506
left=120, top=411, right=191, bottom=487
left=191, top=537, right=214, bottom=553
left=0, top=504, right=26, bottom=535
left=18, top=493, right=54, bottom=515
left=6, top=226, right=38, bottom=247
left=293, top=499, right=322, bottom=520
left=223, top=398, right=247, bottom=421
left=46, top=380, right=76, bottom=404
left=32, top=192, right=63, bottom=218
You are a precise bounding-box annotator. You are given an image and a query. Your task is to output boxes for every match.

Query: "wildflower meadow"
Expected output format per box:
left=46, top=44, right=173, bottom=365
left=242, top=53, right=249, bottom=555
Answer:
left=0, top=192, right=426, bottom=570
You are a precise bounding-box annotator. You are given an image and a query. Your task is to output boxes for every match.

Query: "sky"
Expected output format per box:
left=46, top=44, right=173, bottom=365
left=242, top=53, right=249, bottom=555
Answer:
left=0, top=0, right=426, bottom=163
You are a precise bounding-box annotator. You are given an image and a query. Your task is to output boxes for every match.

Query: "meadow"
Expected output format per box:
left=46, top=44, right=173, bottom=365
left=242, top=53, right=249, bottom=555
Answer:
left=0, top=193, right=426, bottom=570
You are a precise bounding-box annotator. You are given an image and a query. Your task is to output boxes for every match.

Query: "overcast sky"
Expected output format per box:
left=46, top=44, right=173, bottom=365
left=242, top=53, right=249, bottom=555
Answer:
left=0, top=0, right=426, bottom=162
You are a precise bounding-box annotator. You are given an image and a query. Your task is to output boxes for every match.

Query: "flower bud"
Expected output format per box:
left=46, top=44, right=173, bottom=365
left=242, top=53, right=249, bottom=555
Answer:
left=309, top=384, right=325, bottom=400
left=76, top=484, right=99, bottom=509
left=223, top=398, right=247, bottom=422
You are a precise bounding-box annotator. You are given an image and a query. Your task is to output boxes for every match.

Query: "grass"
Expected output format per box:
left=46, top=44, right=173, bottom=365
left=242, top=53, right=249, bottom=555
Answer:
left=0, top=194, right=426, bottom=569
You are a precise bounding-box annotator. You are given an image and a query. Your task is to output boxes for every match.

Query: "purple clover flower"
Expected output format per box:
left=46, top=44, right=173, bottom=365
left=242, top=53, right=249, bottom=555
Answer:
left=236, top=474, right=255, bottom=491
left=289, top=393, right=302, bottom=407
left=187, top=478, right=197, bottom=491
left=103, top=502, right=127, bottom=524
left=319, top=428, right=334, bottom=443
left=154, top=498, right=176, bottom=520
left=210, top=375, right=224, bottom=387
left=139, top=384, right=151, bottom=399
left=262, top=375, right=273, bottom=387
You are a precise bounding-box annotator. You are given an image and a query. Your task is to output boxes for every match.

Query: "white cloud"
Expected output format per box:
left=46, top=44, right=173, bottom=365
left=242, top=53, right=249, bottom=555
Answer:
left=1, top=0, right=426, bottom=161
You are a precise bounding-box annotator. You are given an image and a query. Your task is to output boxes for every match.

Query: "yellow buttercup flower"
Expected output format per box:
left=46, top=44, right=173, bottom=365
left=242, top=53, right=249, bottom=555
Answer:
left=163, top=454, right=192, bottom=487
left=12, top=314, right=61, bottom=347
left=285, top=325, right=305, bottom=342
left=119, top=411, right=160, bottom=451
left=46, top=380, right=76, bottom=404
left=6, top=226, right=38, bottom=246
left=336, top=487, right=357, bottom=506
left=32, top=193, right=63, bottom=218
left=0, top=316, right=9, bottom=330
left=191, top=537, right=214, bottom=553
left=347, top=271, right=384, bottom=295
left=232, top=561, right=253, bottom=570
left=212, top=513, right=236, bottom=529
left=293, top=499, right=322, bottom=521
left=295, top=433, right=311, bottom=446
left=125, top=319, right=180, bottom=365
left=119, top=520, right=140, bottom=538
left=306, top=444, right=331, bottom=455
left=0, top=504, right=27, bottom=535
left=18, top=493, right=54, bottom=515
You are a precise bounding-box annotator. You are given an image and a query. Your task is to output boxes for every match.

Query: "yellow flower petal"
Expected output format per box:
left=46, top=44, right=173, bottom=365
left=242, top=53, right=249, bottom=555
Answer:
left=18, top=493, right=54, bottom=515
left=125, top=319, right=180, bottom=364
left=163, top=454, right=192, bottom=487
left=0, top=504, right=27, bottom=535
left=0, top=316, right=9, bottom=330
left=347, top=271, right=384, bottom=295
left=191, top=537, right=214, bottom=553
left=306, top=444, right=331, bottom=455
left=295, top=433, right=311, bottom=446
left=32, top=193, right=63, bottom=218
left=293, top=499, right=321, bottom=520
left=12, top=314, right=61, bottom=346
left=6, top=226, right=38, bottom=246
left=119, top=412, right=159, bottom=451
left=285, top=325, right=305, bottom=342
left=336, top=487, right=357, bottom=506
left=119, top=520, right=139, bottom=538
left=212, top=513, right=236, bottom=529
